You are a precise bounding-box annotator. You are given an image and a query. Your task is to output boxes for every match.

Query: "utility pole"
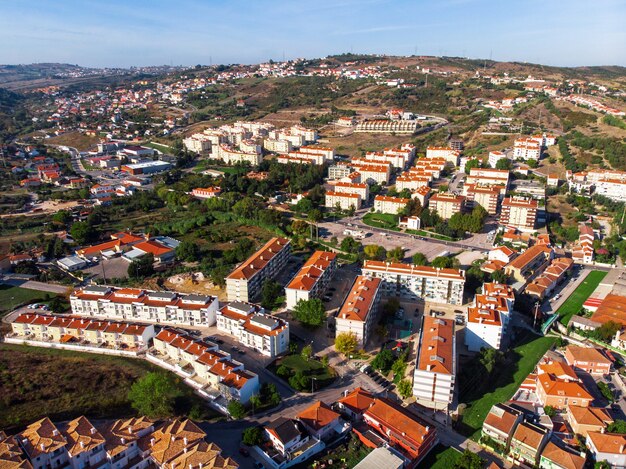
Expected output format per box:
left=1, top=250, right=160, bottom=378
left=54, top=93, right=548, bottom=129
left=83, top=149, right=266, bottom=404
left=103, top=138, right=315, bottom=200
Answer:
left=533, top=302, right=541, bottom=330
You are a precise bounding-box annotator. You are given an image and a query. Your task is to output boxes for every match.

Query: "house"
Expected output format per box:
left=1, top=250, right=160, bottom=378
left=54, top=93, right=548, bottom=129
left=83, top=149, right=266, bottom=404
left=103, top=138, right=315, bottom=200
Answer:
left=566, top=406, right=614, bottom=438
left=335, top=276, right=382, bottom=347
left=191, top=187, right=221, bottom=199
left=586, top=432, right=626, bottom=469
left=16, top=418, right=70, bottom=469
left=336, top=388, right=375, bottom=420
left=564, top=345, right=611, bottom=376
left=504, top=244, right=552, bottom=283
left=413, top=316, right=455, bottom=409
left=482, top=403, right=523, bottom=451
left=123, top=240, right=176, bottom=264
left=539, top=440, right=586, bottom=469
left=296, top=401, right=346, bottom=440
left=261, top=417, right=325, bottom=468
left=510, top=421, right=550, bottom=466
left=536, top=361, right=593, bottom=410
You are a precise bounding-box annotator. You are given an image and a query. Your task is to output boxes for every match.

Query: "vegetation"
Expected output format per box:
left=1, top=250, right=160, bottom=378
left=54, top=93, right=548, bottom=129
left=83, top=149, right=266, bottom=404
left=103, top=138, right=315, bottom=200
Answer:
left=261, top=279, right=284, bottom=310
left=603, top=115, right=626, bottom=130
left=371, top=349, right=394, bottom=373
left=606, top=420, right=626, bottom=434
left=397, top=379, right=413, bottom=399
left=597, top=382, right=615, bottom=403
left=417, top=445, right=462, bottom=469
left=273, top=350, right=335, bottom=392
left=454, top=449, right=485, bottom=469
left=292, top=298, right=326, bottom=327
left=557, top=270, right=607, bottom=325
left=412, top=252, right=428, bottom=266
left=335, top=332, right=359, bottom=355
left=241, top=426, right=265, bottom=446
left=128, top=371, right=181, bottom=418
left=0, top=285, right=63, bottom=315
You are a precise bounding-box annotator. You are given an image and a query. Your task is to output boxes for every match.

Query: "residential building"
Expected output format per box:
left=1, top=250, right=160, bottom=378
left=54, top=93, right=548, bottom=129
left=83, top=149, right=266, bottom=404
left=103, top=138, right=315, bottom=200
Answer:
left=483, top=246, right=518, bottom=273
left=296, top=401, right=345, bottom=440
left=373, top=195, right=409, bottom=215
left=466, top=283, right=514, bottom=351
left=285, top=251, right=337, bottom=310
left=225, top=237, right=291, bottom=303
left=567, top=406, right=614, bottom=438
left=564, top=346, right=611, bottom=376
left=335, top=276, right=382, bottom=347
left=70, top=286, right=219, bottom=327
left=191, top=187, right=221, bottom=199
left=330, top=182, right=369, bottom=201
left=429, top=192, right=465, bottom=220
left=525, top=257, right=573, bottom=300
left=504, top=244, right=553, bottom=282
left=216, top=144, right=262, bottom=166
left=362, top=260, right=465, bottom=305
left=335, top=387, right=375, bottom=420
left=465, top=184, right=500, bottom=215
left=467, top=168, right=510, bottom=190
left=514, top=138, right=542, bottom=160
left=355, top=119, right=418, bottom=134
left=264, top=138, right=293, bottom=154
left=413, top=316, right=455, bottom=409
left=539, top=440, right=585, bottom=469
left=276, top=154, right=323, bottom=165
left=536, top=361, right=593, bottom=410
left=399, top=215, right=421, bottom=230
left=121, top=161, right=172, bottom=175
left=572, top=225, right=595, bottom=264
left=488, top=151, right=507, bottom=168
left=216, top=302, right=289, bottom=357
left=510, top=421, right=550, bottom=466
left=482, top=403, right=523, bottom=451
left=353, top=447, right=404, bottom=469
left=426, top=147, right=460, bottom=166
left=262, top=417, right=325, bottom=469
left=352, top=163, right=391, bottom=185
left=297, top=145, right=335, bottom=161
left=183, top=135, right=212, bottom=153
left=500, top=196, right=538, bottom=232
left=357, top=398, right=438, bottom=464
left=325, top=191, right=362, bottom=210
left=411, top=185, right=431, bottom=206
left=328, top=164, right=352, bottom=180
left=586, top=432, right=626, bottom=469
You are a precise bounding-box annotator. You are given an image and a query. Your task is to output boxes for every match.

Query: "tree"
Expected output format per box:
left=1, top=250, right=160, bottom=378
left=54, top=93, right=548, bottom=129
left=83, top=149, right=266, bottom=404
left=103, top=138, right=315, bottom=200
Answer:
left=276, top=364, right=291, bottom=378
left=464, top=158, right=480, bottom=174
left=291, top=220, right=309, bottom=236
left=128, top=372, right=180, bottom=418
left=335, top=332, right=359, bottom=355
left=301, top=344, right=313, bottom=361
left=227, top=400, right=247, bottom=419
left=412, top=252, right=428, bottom=266
left=292, top=298, right=326, bottom=327
left=431, top=256, right=453, bottom=268
left=176, top=241, right=199, bottom=262
left=128, top=254, right=155, bottom=279
left=249, top=394, right=262, bottom=413
left=371, top=349, right=394, bottom=373
left=308, top=208, right=323, bottom=223
left=70, top=221, right=96, bottom=245
left=386, top=246, right=404, bottom=262
left=391, top=358, right=407, bottom=383
left=52, top=210, right=72, bottom=226
left=340, top=236, right=360, bottom=252
left=383, top=298, right=400, bottom=317
left=495, top=158, right=512, bottom=170
left=242, top=426, right=265, bottom=446
left=479, top=347, right=504, bottom=374
left=261, top=279, right=283, bottom=310
left=491, top=269, right=509, bottom=284
left=48, top=296, right=66, bottom=314
left=606, top=420, right=626, bottom=434
left=544, top=405, right=556, bottom=417
left=397, top=379, right=413, bottom=399
left=364, top=244, right=386, bottom=260
left=454, top=449, right=485, bottom=469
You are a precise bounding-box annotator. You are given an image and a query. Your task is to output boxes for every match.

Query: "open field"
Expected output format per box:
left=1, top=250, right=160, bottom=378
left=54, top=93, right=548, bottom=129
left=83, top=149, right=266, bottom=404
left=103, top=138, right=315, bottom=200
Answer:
left=557, top=270, right=608, bottom=325
left=458, top=333, right=555, bottom=438
left=362, top=212, right=400, bottom=231
left=0, top=285, right=59, bottom=315
left=46, top=131, right=100, bottom=151
left=417, top=444, right=462, bottom=469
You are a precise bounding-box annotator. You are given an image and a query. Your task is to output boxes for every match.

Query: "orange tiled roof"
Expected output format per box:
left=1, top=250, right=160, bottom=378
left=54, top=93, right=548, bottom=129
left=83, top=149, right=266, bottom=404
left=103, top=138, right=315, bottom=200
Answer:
left=417, top=316, right=455, bottom=375
left=226, top=238, right=290, bottom=281
left=337, top=276, right=381, bottom=322
left=297, top=401, right=340, bottom=431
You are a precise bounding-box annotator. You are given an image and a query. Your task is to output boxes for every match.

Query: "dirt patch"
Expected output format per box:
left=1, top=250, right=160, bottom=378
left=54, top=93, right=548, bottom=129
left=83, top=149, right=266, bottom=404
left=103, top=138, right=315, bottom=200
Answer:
left=164, top=272, right=227, bottom=301
left=47, top=131, right=100, bottom=152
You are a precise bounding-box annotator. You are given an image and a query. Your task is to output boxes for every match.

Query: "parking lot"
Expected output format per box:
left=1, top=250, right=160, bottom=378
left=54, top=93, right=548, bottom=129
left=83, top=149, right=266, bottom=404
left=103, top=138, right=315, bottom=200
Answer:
left=83, top=256, right=130, bottom=280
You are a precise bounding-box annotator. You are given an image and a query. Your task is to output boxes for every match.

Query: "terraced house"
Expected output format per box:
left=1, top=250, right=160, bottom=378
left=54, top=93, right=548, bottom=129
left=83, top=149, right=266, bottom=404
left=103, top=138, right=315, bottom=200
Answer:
left=225, top=237, right=291, bottom=303
left=70, top=285, right=219, bottom=327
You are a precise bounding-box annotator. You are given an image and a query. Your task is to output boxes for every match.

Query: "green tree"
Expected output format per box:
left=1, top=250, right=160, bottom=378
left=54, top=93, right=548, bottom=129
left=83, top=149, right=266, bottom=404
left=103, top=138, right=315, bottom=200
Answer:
left=308, top=208, right=323, bottom=223
left=544, top=405, right=556, bottom=417
left=412, top=252, right=428, bottom=265
left=431, top=256, right=453, bottom=268
left=606, top=420, right=626, bottom=434
left=128, top=254, right=155, bottom=279
left=597, top=382, right=615, bottom=403
left=70, top=221, right=96, bottom=245
left=364, top=244, right=386, bottom=260
left=261, top=280, right=283, bottom=310
left=52, top=210, right=72, bottom=226
left=479, top=347, right=504, bottom=374
left=128, top=372, right=181, bottom=418
left=292, top=298, right=326, bottom=327
left=340, top=236, right=360, bottom=252
left=383, top=298, right=400, bottom=317
left=454, top=449, right=485, bottom=469
left=301, top=344, right=313, bottom=361
left=249, top=394, right=262, bottom=412
left=276, top=364, right=291, bottom=379
left=464, top=158, right=480, bottom=174
left=335, top=332, right=359, bottom=355
left=491, top=269, right=509, bottom=284
left=371, top=349, right=394, bottom=373
left=48, top=296, right=66, bottom=314
left=391, top=358, right=407, bottom=383
left=242, top=426, right=265, bottom=446
left=397, top=379, right=413, bottom=399
left=227, top=400, right=247, bottom=419
left=386, top=246, right=404, bottom=262
left=495, top=158, right=512, bottom=170
left=176, top=241, right=199, bottom=262
left=291, top=220, right=309, bottom=236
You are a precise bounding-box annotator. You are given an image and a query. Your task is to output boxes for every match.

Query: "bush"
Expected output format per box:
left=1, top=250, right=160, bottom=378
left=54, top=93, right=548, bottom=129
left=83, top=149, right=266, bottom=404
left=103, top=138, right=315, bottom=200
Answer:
left=227, top=400, right=247, bottom=419
left=242, top=426, right=265, bottom=446
left=127, top=372, right=181, bottom=418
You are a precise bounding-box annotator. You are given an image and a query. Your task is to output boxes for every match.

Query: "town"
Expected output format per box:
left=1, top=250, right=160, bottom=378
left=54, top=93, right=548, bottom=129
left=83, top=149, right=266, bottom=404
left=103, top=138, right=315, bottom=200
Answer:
left=1, top=17, right=626, bottom=469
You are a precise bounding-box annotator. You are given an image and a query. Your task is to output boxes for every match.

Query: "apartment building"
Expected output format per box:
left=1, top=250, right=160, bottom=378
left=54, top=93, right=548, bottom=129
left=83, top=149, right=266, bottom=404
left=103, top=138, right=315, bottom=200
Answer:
left=183, top=134, right=212, bottom=153
left=327, top=163, right=352, bottom=180
left=216, top=302, right=289, bottom=357
left=225, top=237, right=291, bottom=303
left=572, top=224, right=595, bottom=264
left=70, top=286, right=219, bottom=327
left=373, top=195, right=409, bottom=214
left=362, top=260, right=465, bottom=305
left=467, top=168, right=510, bottom=191
left=216, top=144, right=262, bottom=166
left=426, top=147, right=460, bottom=166
left=429, top=192, right=465, bottom=220
left=531, top=133, right=557, bottom=147
left=297, top=145, right=335, bottom=161
left=488, top=151, right=507, bottom=168
left=350, top=161, right=391, bottom=185
left=285, top=251, right=337, bottom=309
left=412, top=185, right=431, bottom=207
left=500, top=196, right=538, bottom=232
left=355, top=119, right=418, bottom=133
left=276, top=154, right=323, bottom=165
left=513, top=137, right=542, bottom=160
left=567, top=169, right=626, bottom=202
left=482, top=403, right=523, bottom=451
left=465, top=283, right=514, bottom=351
left=290, top=125, right=318, bottom=143
left=413, top=316, right=456, bottom=409
left=464, top=184, right=500, bottom=214
left=325, top=191, right=362, bottom=210
left=363, top=145, right=415, bottom=169
left=263, top=138, right=293, bottom=154
left=395, top=173, right=432, bottom=191
left=330, top=181, right=369, bottom=201
left=335, top=276, right=382, bottom=346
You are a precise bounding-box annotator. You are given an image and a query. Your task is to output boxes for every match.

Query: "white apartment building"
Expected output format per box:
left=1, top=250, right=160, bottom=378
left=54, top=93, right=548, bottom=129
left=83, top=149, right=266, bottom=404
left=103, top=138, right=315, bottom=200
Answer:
left=531, top=133, right=557, bottom=147
left=399, top=216, right=421, bottom=230
left=413, top=316, right=456, bottom=409
left=335, top=276, right=382, bottom=346
left=429, top=192, right=465, bottom=220
left=411, top=185, right=431, bottom=207
left=325, top=191, right=362, bottom=210
left=355, top=119, right=418, bottom=133
left=191, top=187, right=221, bottom=199
left=350, top=159, right=391, bottom=185
left=466, top=168, right=510, bottom=190
left=285, top=251, right=338, bottom=310
left=373, top=195, right=409, bottom=214
left=500, top=196, right=538, bottom=232
left=513, top=138, right=541, bottom=160
left=426, top=147, right=460, bottom=166
left=217, top=302, right=289, bottom=357
left=264, top=138, right=293, bottom=154
left=216, top=144, right=262, bottom=166
left=364, top=151, right=407, bottom=169
left=328, top=164, right=352, bottom=180
left=465, top=283, right=514, bottom=352
left=298, top=145, right=335, bottom=161
left=69, top=286, right=219, bottom=327
left=276, top=154, right=323, bottom=165
left=396, top=174, right=432, bottom=191
left=488, top=151, right=507, bottom=168
left=464, top=184, right=500, bottom=215
left=290, top=125, right=318, bottom=143
left=331, top=181, right=369, bottom=201
left=362, top=260, right=465, bottom=305
left=225, top=237, right=291, bottom=303
left=183, top=134, right=211, bottom=153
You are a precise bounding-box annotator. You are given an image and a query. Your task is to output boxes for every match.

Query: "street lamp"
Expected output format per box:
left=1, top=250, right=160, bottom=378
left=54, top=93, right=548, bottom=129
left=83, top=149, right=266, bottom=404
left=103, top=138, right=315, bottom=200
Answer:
left=311, top=376, right=318, bottom=394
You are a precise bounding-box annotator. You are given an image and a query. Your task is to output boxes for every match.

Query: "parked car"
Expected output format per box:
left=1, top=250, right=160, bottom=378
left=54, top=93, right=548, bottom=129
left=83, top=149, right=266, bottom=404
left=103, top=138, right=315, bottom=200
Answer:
left=239, top=448, right=250, bottom=457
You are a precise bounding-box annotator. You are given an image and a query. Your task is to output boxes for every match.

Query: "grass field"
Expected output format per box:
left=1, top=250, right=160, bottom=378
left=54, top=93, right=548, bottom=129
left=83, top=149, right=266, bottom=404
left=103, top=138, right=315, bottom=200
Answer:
left=362, top=212, right=400, bottom=231
left=417, top=444, right=462, bottom=469
left=0, top=285, right=60, bottom=315
left=458, top=333, right=555, bottom=438
left=0, top=344, right=217, bottom=430
left=557, top=270, right=607, bottom=325
left=271, top=353, right=336, bottom=390
left=144, top=141, right=174, bottom=154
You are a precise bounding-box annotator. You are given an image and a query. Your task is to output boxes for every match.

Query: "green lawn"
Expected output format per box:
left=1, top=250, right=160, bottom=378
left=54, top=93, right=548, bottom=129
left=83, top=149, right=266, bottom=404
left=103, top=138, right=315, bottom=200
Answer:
left=557, top=270, right=607, bottom=325
left=270, top=353, right=335, bottom=391
left=362, top=212, right=400, bottom=231
left=458, top=334, right=556, bottom=438
left=406, top=229, right=456, bottom=241
left=144, top=141, right=173, bottom=154
left=0, top=285, right=61, bottom=315
left=417, top=444, right=461, bottom=469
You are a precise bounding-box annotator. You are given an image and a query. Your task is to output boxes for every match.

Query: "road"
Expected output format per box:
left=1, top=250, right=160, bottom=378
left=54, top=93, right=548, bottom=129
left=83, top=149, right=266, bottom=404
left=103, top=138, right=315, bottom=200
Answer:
left=0, top=276, right=71, bottom=295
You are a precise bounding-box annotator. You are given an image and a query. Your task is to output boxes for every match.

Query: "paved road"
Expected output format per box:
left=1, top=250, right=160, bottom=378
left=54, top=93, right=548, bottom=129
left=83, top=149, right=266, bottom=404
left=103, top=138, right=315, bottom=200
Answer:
left=0, top=277, right=71, bottom=295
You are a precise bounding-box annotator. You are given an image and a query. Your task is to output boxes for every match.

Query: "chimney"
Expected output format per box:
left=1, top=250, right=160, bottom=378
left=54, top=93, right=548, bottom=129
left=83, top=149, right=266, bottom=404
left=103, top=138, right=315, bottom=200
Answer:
left=52, top=429, right=59, bottom=436
left=40, top=443, right=46, bottom=451
left=80, top=441, right=85, bottom=448
left=150, top=438, right=156, bottom=447
left=90, top=427, right=97, bottom=435
left=621, top=444, right=625, bottom=454
left=121, top=438, right=126, bottom=444
left=183, top=437, right=188, bottom=446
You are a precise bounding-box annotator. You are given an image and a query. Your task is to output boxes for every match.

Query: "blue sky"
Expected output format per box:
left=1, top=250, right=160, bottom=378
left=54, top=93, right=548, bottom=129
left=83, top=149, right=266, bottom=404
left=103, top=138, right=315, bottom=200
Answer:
left=1, top=0, right=625, bottom=68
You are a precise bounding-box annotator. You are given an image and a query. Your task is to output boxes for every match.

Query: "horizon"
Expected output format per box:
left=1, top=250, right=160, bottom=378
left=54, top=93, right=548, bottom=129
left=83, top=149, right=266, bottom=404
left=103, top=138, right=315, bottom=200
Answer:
left=1, top=0, right=625, bottom=69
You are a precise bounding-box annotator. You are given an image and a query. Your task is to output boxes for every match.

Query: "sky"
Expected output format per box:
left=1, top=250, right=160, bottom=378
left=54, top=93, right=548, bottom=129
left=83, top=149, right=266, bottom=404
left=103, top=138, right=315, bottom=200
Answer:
left=1, top=0, right=625, bottom=68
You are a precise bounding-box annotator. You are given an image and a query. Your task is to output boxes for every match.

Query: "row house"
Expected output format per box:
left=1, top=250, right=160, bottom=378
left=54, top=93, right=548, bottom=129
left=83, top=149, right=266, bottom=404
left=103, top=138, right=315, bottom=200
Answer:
left=567, top=405, right=614, bottom=438
left=362, top=260, right=465, bottom=305
left=335, top=276, right=382, bottom=347
left=355, top=119, right=418, bottom=134
left=429, top=192, right=465, bottom=220
left=525, top=257, right=573, bottom=300
left=285, top=251, right=338, bottom=309
left=509, top=421, right=550, bottom=466
left=225, top=237, right=291, bottom=303
left=504, top=244, right=553, bottom=283
left=216, top=302, right=290, bottom=357
left=70, top=285, right=219, bottom=327
left=539, top=441, right=586, bottom=469
left=325, top=191, right=362, bottom=210
left=413, top=316, right=455, bottom=409
left=482, top=403, right=523, bottom=451
left=373, top=195, right=409, bottom=215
